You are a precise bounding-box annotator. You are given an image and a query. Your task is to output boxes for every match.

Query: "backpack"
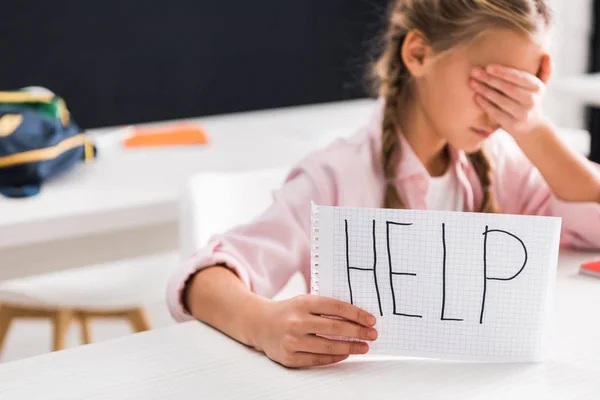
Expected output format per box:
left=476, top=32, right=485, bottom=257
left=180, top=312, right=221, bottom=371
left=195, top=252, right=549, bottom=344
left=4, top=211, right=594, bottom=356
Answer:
left=0, top=87, right=95, bottom=198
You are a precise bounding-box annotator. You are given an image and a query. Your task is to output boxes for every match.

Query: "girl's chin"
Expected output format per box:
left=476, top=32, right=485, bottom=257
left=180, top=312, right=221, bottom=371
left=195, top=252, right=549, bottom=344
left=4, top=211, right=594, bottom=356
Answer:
left=451, top=140, right=485, bottom=155
left=454, top=132, right=496, bottom=154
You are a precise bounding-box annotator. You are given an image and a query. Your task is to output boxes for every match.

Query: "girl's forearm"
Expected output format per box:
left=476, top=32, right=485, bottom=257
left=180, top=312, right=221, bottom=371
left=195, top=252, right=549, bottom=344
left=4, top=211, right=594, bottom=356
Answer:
left=185, top=266, right=268, bottom=349
left=515, top=122, right=600, bottom=203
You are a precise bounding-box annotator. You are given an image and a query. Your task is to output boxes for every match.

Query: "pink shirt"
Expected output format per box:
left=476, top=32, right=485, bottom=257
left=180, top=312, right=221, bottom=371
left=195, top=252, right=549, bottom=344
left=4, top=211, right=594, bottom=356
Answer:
left=167, top=101, right=600, bottom=322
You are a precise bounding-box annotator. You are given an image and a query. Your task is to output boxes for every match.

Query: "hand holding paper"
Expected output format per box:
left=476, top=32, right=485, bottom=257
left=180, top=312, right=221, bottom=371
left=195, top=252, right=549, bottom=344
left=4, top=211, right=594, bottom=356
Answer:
left=255, top=294, right=378, bottom=368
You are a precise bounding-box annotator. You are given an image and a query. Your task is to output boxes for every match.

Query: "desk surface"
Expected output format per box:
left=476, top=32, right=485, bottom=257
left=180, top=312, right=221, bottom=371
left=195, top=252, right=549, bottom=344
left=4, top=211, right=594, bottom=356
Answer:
left=0, top=100, right=376, bottom=249
left=1, top=251, right=599, bottom=400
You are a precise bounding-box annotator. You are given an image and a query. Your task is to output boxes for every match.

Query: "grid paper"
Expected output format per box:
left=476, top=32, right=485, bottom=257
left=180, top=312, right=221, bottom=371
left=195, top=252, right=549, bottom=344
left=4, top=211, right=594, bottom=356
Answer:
left=311, top=204, right=562, bottom=362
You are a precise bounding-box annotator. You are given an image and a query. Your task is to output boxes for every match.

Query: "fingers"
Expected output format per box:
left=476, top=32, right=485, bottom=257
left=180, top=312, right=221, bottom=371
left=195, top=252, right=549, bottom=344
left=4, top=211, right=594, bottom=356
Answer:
left=470, top=69, right=533, bottom=107
left=294, top=335, right=369, bottom=356
left=283, top=353, right=349, bottom=369
left=306, top=296, right=377, bottom=327
left=474, top=94, right=512, bottom=126
left=482, top=65, right=543, bottom=92
left=307, top=315, right=379, bottom=341
left=273, top=296, right=378, bottom=369
left=470, top=80, right=523, bottom=119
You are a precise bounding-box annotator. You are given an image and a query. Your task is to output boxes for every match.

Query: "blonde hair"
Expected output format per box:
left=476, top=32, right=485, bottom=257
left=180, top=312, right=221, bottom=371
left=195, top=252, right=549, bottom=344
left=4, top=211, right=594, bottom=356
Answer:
left=372, top=0, right=552, bottom=212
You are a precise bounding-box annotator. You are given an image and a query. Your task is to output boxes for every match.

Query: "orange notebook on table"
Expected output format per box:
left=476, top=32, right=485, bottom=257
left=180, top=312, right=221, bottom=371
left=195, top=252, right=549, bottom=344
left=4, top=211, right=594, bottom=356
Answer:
left=123, top=123, right=209, bottom=148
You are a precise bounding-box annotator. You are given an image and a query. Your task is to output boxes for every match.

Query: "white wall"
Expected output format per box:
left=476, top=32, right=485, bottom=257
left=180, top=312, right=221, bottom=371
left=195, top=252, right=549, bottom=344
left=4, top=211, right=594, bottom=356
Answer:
left=545, top=0, right=594, bottom=129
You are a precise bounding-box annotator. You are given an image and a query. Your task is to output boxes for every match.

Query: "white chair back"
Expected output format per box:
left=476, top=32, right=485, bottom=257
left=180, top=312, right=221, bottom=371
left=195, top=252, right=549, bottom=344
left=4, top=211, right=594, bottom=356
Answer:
left=179, top=167, right=290, bottom=260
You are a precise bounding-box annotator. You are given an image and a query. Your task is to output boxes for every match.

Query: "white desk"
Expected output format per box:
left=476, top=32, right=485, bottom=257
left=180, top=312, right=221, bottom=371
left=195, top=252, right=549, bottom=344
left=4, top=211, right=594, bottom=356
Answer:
left=0, top=99, right=592, bottom=280
left=0, top=251, right=598, bottom=400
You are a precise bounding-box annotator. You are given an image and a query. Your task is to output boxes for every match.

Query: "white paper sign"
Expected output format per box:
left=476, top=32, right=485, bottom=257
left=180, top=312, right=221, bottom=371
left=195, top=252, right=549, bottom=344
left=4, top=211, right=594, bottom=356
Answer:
left=310, top=204, right=562, bottom=362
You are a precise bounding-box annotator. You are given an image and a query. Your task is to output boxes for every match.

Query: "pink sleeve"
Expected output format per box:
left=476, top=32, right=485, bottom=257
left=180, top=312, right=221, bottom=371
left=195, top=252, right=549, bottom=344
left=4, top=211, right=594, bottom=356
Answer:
left=495, top=136, right=600, bottom=250
left=166, top=166, right=332, bottom=322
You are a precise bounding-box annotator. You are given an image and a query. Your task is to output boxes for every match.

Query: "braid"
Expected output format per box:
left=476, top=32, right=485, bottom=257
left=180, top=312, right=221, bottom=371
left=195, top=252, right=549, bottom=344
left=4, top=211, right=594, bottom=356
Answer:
left=468, top=149, right=500, bottom=213
left=375, top=29, right=410, bottom=209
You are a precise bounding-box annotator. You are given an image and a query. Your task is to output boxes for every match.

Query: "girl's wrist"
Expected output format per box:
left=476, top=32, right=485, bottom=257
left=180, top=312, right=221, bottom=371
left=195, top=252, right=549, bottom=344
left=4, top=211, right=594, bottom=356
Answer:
left=242, top=294, right=272, bottom=350
left=511, top=118, right=553, bottom=149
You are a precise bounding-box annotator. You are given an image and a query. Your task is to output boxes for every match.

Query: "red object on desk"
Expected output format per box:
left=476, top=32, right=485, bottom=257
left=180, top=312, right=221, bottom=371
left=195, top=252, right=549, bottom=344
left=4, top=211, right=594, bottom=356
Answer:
left=581, top=260, right=600, bottom=278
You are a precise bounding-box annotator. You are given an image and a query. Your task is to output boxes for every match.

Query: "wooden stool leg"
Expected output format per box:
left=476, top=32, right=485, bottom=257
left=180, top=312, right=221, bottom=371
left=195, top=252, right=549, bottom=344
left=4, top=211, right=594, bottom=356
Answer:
left=52, top=309, right=73, bottom=352
left=127, top=308, right=152, bottom=333
left=79, top=314, right=92, bottom=345
left=0, top=305, right=15, bottom=354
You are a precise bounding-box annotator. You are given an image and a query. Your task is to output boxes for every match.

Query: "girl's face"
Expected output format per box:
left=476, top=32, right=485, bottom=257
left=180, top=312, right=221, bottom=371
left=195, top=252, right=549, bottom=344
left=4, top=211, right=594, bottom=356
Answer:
left=414, top=27, right=547, bottom=153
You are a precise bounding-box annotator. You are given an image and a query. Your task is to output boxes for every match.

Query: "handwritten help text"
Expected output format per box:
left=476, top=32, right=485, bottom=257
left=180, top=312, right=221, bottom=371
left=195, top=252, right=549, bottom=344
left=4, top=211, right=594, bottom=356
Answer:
left=344, top=220, right=528, bottom=324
